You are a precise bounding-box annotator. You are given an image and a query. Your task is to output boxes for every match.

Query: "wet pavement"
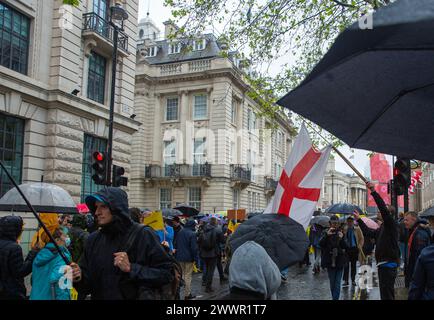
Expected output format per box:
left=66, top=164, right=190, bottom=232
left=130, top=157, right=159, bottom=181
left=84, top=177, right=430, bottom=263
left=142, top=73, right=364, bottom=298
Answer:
left=187, top=255, right=407, bottom=300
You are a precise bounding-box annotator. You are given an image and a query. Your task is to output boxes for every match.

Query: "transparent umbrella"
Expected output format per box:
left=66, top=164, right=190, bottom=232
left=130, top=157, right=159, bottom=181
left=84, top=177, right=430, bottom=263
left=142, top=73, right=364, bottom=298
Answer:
left=0, top=182, right=78, bottom=214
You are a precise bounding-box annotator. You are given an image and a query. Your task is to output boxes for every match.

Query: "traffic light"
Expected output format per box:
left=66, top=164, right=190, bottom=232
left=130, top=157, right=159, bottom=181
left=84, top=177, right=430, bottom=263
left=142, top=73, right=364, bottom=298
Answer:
left=91, top=151, right=107, bottom=185
left=393, top=158, right=411, bottom=195
left=112, top=164, right=128, bottom=187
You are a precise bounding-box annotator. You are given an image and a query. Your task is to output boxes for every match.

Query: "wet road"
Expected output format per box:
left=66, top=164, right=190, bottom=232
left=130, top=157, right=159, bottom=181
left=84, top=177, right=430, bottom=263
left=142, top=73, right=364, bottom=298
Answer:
left=188, top=256, right=407, bottom=300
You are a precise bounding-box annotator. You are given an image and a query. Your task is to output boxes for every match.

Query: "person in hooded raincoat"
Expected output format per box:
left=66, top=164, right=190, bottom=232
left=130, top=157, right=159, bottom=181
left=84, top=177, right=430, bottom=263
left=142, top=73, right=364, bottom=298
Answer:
left=0, top=215, right=39, bottom=300
left=71, top=187, right=174, bottom=300
left=218, top=241, right=281, bottom=300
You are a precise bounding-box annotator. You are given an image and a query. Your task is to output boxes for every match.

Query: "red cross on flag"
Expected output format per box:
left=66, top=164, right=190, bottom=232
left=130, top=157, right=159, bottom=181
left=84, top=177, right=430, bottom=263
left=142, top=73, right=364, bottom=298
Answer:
left=408, top=171, right=422, bottom=194
left=264, top=124, right=332, bottom=230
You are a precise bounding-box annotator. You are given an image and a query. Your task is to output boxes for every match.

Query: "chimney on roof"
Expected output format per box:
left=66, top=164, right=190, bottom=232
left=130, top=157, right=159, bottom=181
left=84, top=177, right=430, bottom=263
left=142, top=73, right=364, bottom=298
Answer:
left=163, top=20, right=179, bottom=39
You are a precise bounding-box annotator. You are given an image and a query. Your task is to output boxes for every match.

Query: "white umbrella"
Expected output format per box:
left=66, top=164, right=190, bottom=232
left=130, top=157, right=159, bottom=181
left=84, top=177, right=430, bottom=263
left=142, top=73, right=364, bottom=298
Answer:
left=0, top=182, right=77, bottom=214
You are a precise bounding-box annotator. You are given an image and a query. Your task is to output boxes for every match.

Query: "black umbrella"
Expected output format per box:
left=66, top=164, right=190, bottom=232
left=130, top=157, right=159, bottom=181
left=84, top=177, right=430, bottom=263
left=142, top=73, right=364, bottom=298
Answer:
left=420, top=206, right=434, bottom=218
left=173, top=204, right=200, bottom=217
left=228, top=214, right=309, bottom=270
left=325, top=203, right=363, bottom=216
left=278, top=0, right=434, bottom=163
left=161, top=208, right=183, bottom=218
left=247, top=211, right=263, bottom=219
left=310, top=215, right=330, bottom=228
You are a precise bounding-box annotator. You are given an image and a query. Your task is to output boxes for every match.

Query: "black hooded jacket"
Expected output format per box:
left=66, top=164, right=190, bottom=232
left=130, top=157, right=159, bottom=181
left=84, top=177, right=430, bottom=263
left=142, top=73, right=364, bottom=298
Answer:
left=357, top=191, right=400, bottom=265
left=0, top=216, right=37, bottom=299
left=405, top=221, right=432, bottom=287
left=76, top=187, right=174, bottom=300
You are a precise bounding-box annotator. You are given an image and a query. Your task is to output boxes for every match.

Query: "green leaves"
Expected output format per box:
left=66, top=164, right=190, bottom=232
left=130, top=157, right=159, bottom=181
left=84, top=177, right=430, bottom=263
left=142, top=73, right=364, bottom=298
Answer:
left=63, top=0, right=80, bottom=6
left=162, top=0, right=392, bottom=144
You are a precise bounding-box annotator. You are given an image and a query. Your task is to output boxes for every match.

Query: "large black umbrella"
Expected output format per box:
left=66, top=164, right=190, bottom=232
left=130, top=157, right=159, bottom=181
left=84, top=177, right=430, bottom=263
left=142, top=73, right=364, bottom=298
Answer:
left=325, top=203, right=363, bottom=216
left=173, top=204, right=200, bottom=217
left=228, top=214, right=309, bottom=270
left=420, top=206, right=434, bottom=218
left=278, top=0, right=434, bottom=163
left=161, top=208, right=183, bottom=218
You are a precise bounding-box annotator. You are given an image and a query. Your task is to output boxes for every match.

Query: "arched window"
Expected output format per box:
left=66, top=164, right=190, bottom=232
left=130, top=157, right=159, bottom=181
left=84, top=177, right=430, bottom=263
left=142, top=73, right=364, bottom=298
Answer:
left=139, top=29, right=144, bottom=39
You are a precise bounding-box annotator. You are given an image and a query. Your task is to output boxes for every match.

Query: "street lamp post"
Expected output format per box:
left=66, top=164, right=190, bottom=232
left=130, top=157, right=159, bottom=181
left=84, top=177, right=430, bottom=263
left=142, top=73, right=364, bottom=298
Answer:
left=106, top=3, right=128, bottom=186
left=331, top=171, right=335, bottom=205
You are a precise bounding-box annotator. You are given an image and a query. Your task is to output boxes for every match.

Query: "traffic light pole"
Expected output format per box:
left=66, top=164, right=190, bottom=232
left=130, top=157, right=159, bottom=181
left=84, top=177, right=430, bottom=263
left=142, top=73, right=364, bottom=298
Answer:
left=106, top=22, right=119, bottom=186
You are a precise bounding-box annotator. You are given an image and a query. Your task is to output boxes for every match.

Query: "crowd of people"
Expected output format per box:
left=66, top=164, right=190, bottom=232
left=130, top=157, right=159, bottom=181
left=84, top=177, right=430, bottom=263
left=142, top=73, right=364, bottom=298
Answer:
left=0, top=182, right=433, bottom=300
left=0, top=187, right=238, bottom=300
left=310, top=182, right=434, bottom=300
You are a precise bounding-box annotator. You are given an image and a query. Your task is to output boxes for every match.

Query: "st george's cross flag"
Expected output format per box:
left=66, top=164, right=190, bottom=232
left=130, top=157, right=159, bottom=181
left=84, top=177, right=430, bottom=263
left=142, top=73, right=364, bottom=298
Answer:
left=264, top=124, right=332, bottom=230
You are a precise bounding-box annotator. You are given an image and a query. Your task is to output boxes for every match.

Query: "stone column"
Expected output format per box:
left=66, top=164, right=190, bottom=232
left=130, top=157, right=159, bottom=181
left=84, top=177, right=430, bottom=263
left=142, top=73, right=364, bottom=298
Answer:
left=180, top=90, right=189, bottom=164
left=152, top=93, right=162, bottom=164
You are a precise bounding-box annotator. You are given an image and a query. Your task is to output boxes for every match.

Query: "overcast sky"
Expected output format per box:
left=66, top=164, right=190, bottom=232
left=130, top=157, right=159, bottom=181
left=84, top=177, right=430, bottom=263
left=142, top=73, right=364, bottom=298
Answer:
left=137, top=0, right=394, bottom=178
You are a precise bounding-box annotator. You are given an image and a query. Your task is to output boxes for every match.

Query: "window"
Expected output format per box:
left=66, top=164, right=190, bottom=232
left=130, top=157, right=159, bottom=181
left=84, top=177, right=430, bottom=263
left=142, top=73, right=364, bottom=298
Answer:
left=193, top=39, right=206, bottom=51
left=139, top=29, right=144, bottom=39
left=0, top=113, right=24, bottom=197
left=229, top=141, right=235, bottom=164
left=189, top=187, right=201, bottom=211
left=193, top=138, right=205, bottom=176
left=247, top=109, right=256, bottom=132
left=193, top=95, right=207, bottom=119
left=160, top=188, right=172, bottom=209
left=163, top=140, right=176, bottom=176
left=146, top=46, right=157, bottom=57
left=93, top=0, right=110, bottom=19
left=165, top=97, right=179, bottom=121
left=0, top=3, right=30, bottom=75
left=168, top=42, right=180, bottom=54
left=233, top=189, right=239, bottom=209
left=81, top=134, right=107, bottom=202
left=87, top=51, right=106, bottom=104
left=231, top=99, right=237, bottom=124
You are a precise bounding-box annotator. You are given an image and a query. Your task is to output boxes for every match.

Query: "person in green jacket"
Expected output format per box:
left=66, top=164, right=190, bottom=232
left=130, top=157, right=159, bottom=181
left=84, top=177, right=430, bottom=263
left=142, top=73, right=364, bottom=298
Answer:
left=30, top=228, right=72, bottom=300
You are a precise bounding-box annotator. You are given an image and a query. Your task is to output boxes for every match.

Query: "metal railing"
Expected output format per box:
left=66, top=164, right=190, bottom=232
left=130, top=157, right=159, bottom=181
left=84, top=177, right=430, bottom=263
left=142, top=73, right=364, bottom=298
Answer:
left=83, top=12, right=129, bottom=52
left=265, top=177, right=278, bottom=190
left=145, top=163, right=212, bottom=179
left=230, top=164, right=252, bottom=183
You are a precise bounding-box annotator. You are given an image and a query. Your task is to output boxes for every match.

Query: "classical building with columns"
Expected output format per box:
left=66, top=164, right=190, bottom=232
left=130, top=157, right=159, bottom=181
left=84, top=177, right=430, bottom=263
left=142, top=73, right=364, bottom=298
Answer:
left=0, top=0, right=139, bottom=252
left=130, top=18, right=295, bottom=213
left=319, top=158, right=367, bottom=212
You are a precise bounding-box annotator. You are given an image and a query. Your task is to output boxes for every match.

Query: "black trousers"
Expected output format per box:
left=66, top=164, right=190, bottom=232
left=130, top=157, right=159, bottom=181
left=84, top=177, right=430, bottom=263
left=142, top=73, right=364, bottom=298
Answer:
left=378, top=266, right=397, bottom=300
left=203, top=257, right=218, bottom=289
left=343, top=248, right=358, bottom=282
left=216, top=255, right=224, bottom=278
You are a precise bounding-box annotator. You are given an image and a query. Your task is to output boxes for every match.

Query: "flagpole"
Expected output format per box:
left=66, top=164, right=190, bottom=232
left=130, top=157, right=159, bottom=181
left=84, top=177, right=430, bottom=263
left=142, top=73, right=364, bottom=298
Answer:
left=302, top=121, right=368, bottom=184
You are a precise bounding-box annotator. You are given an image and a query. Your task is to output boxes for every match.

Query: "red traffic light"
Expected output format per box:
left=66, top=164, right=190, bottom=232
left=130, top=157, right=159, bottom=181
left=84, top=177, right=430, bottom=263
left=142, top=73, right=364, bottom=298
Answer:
left=93, top=151, right=104, bottom=162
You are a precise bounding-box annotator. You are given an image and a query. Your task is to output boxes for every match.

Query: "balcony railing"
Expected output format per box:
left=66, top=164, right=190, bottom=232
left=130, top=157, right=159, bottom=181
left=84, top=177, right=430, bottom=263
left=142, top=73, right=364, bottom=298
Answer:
left=265, top=177, right=278, bottom=190
left=230, top=165, right=252, bottom=183
left=145, top=163, right=212, bottom=179
left=83, top=12, right=129, bottom=52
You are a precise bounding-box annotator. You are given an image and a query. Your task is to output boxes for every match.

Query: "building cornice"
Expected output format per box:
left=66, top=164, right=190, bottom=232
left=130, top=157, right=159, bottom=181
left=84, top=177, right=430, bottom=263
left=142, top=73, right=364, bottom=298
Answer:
left=0, top=68, right=140, bottom=133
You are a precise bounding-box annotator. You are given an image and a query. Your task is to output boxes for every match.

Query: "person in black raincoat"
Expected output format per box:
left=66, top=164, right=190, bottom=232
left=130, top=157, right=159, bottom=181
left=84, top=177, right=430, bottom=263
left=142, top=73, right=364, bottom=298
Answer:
left=71, top=187, right=174, bottom=300
left=403, top=212, right=432, bottom=288
left=0, top=215, right=39, bottom=300
left=408, top=244, right=434, bottom=300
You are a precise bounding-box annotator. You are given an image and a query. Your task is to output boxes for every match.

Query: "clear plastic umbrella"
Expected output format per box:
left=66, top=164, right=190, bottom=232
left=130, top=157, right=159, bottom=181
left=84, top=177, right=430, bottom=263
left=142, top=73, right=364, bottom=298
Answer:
left=0, top=182, right=78, bottom=214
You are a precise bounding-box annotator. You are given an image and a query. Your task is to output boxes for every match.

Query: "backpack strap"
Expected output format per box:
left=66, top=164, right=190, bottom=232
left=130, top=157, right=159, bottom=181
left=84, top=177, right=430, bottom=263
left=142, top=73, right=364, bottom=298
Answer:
left=120, top=223, right=145, bottom=254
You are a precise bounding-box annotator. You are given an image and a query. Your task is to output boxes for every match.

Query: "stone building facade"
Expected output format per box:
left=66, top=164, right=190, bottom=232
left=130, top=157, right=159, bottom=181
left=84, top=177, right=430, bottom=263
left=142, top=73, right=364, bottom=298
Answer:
left=130, top=19, right=295, bottom=213
left=0, top=0, right=139, bottom=251
left=319, top=158, right=367, bottom=212
left=421, top=162, right=434, bottom=210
